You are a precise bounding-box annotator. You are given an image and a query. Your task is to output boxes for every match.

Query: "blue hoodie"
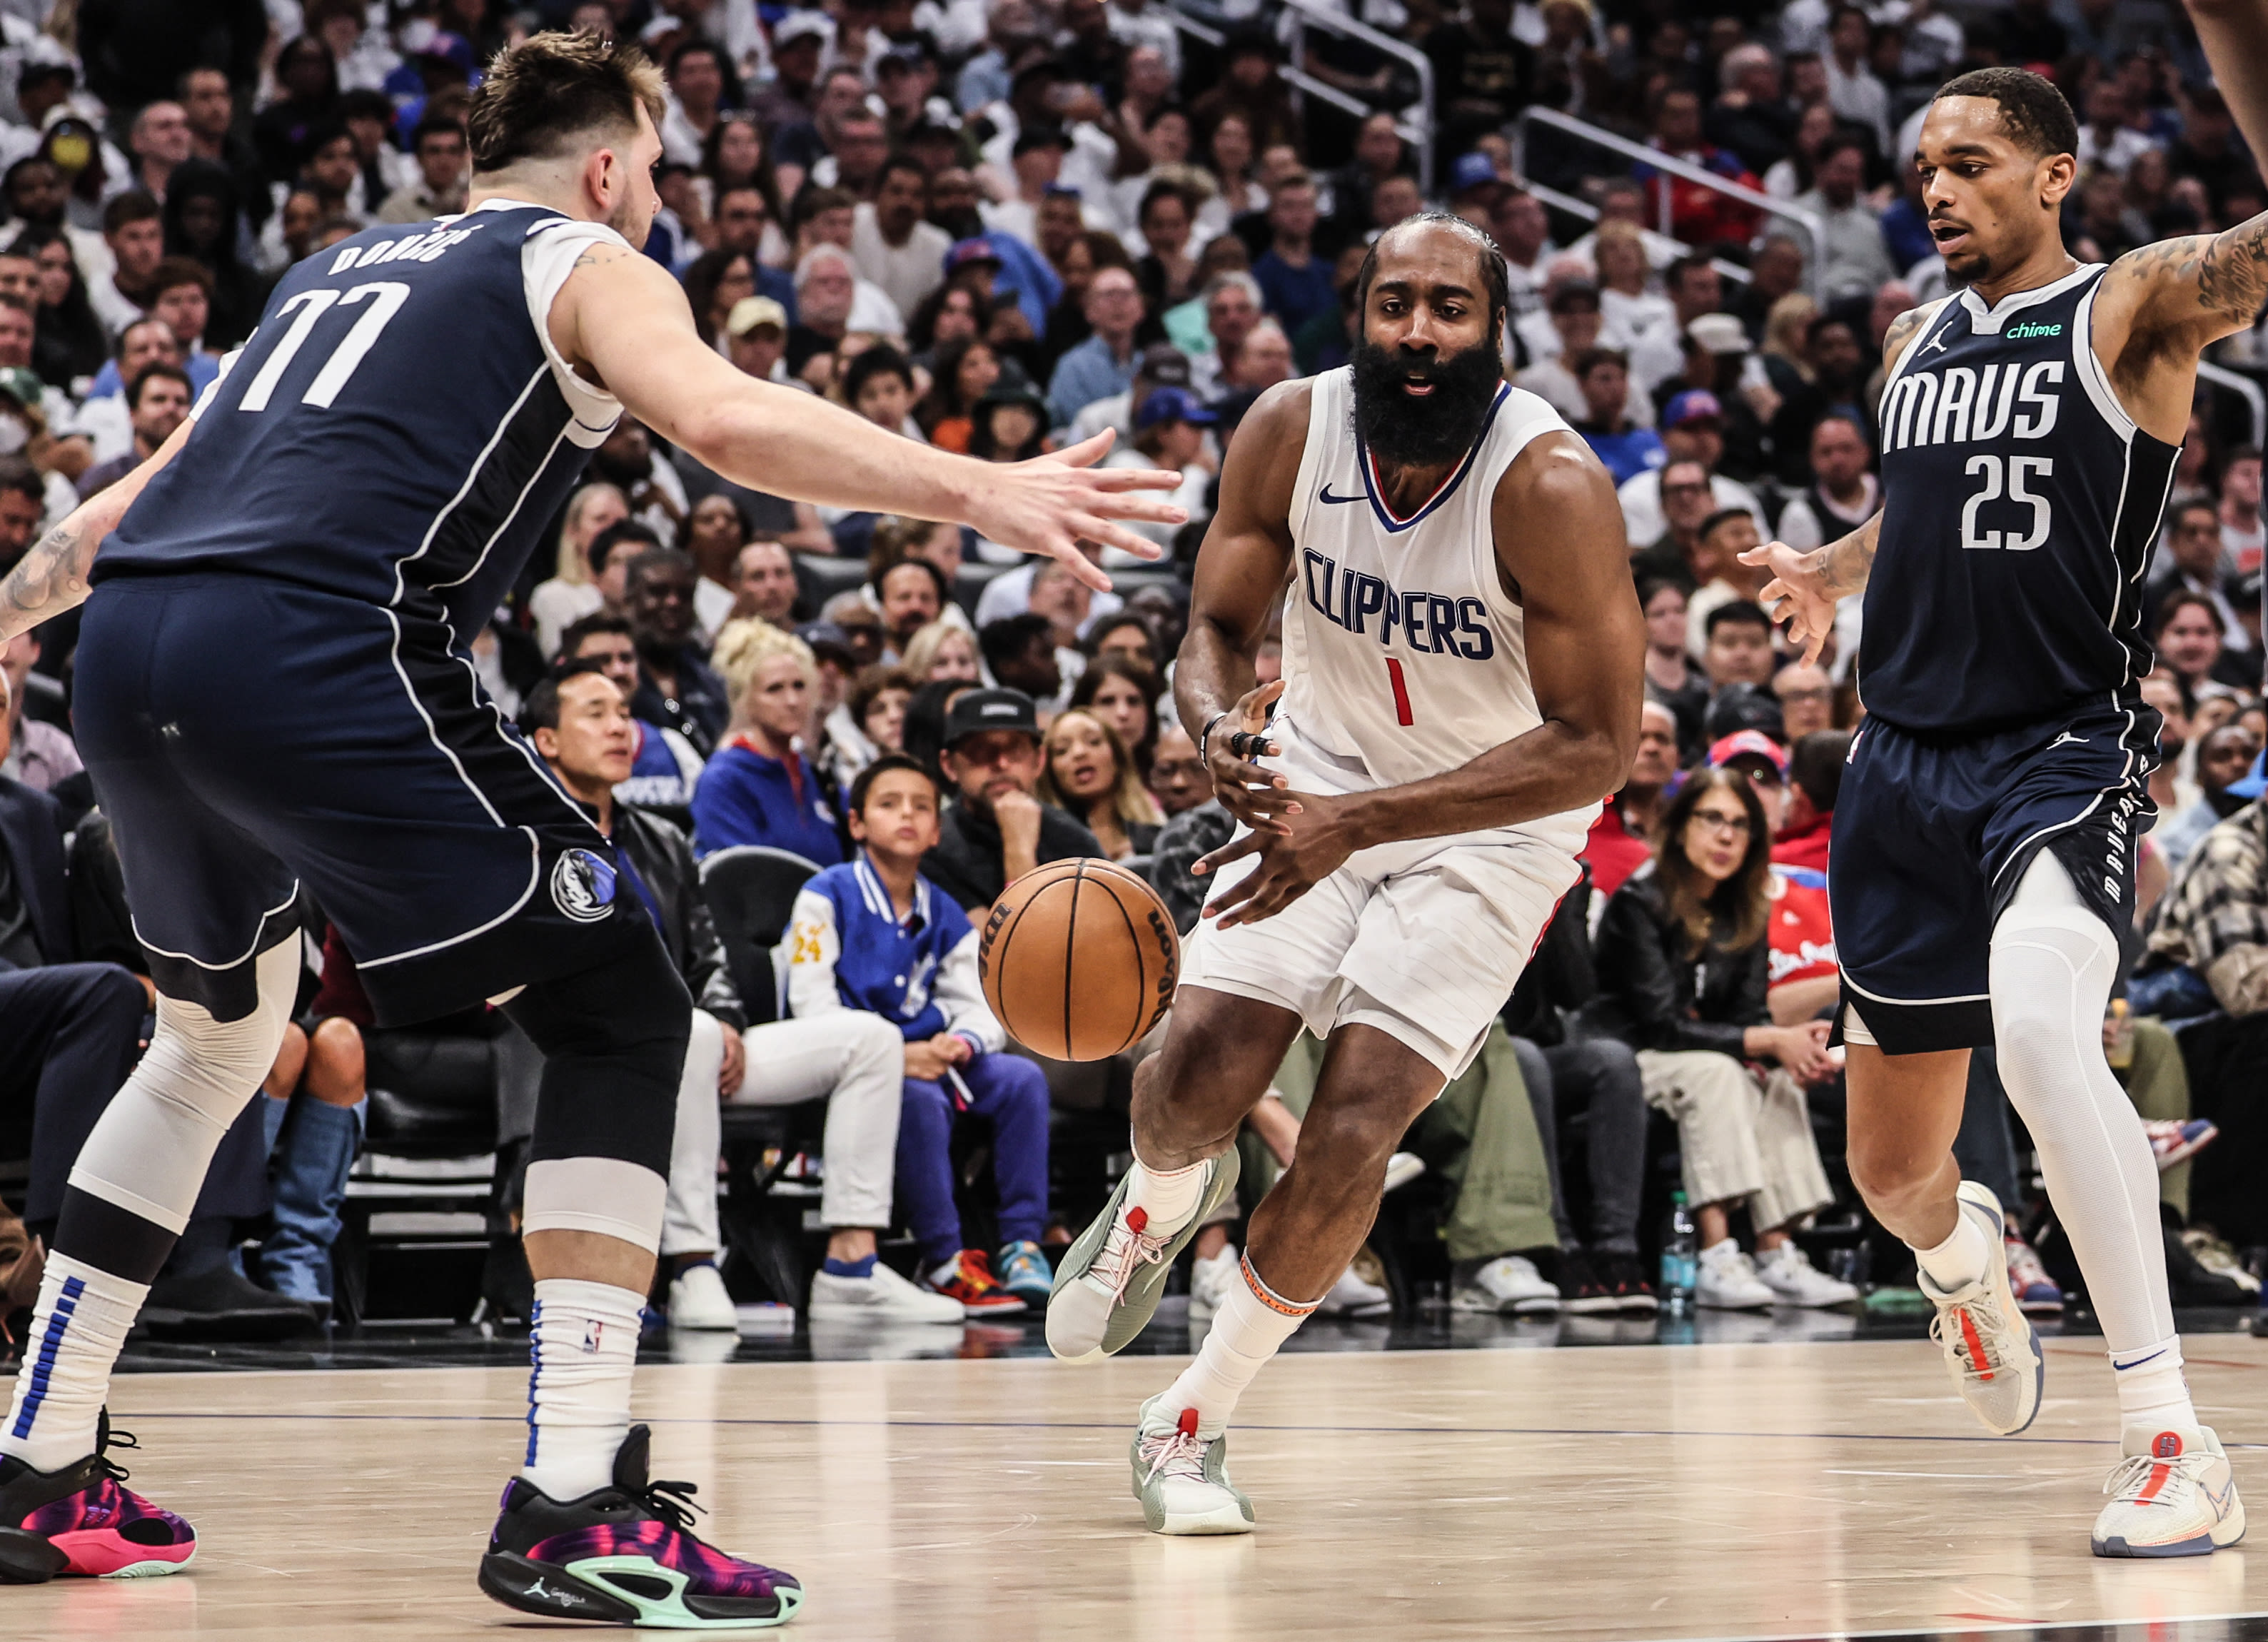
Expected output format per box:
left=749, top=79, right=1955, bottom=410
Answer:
left=690, top=738, right=845, bottom=865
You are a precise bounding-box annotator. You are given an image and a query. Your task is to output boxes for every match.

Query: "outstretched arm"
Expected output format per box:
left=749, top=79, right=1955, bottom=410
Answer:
left=0, top=414, right=193, bottom=646
left=2184, top=0, right=2268, bottom=179
left=1198, top=432, right=1643, bottom=926
left=553, top=243, right=1183, bottom=590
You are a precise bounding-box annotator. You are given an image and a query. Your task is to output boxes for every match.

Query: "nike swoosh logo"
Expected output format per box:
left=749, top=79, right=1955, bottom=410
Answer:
left=2114, top=1349, right=2166, bottom=1371
left=1319, top=486, right=1366, bottom=505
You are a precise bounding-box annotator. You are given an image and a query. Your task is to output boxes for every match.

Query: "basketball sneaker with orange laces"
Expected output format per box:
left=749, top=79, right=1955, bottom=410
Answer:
left=2092, top=1426, right=2246, bottom=1557
left=1917, top=1181, right=2044, bottom=1436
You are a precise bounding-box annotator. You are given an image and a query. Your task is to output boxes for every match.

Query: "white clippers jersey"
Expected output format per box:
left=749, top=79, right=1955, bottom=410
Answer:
left=1279, top=368, right=1585, bottom=843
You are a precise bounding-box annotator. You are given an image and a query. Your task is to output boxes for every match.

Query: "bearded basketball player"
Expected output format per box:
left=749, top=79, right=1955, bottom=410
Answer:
left=0, top=34, right=1179, bottom=1624
left=1747, top=67, right=2261, bottom=1556
left=1043, top=213, right=1643, bottom=1533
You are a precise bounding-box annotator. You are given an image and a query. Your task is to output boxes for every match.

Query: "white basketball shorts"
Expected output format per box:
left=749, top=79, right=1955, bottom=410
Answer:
left=1176, top=732, right=1591, bottom=1079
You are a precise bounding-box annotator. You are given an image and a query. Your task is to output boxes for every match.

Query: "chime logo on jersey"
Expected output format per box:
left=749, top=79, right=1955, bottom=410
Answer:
left=1299, top=548, right=1496, bottom=659
left=550, top=848, right=617, bottom=923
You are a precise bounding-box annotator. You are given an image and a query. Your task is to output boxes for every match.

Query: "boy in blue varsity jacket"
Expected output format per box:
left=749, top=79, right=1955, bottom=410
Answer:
left=776, top=754, right=1055, bottom=1314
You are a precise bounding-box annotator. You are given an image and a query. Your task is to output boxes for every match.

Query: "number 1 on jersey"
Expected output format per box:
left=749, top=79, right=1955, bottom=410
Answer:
left=1384, top=658, right=1413, bottom=727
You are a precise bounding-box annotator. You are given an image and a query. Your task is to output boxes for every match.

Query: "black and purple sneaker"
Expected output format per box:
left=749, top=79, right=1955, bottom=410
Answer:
left=478, top=1425, right=802, bottom=1628
left=0, top=1413, right=196, bottom=1582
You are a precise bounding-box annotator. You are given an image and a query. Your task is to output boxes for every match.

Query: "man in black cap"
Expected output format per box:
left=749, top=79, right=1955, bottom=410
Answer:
left=923, top=688, right=1101, bottom=915
left=1067, top=342, right=1193, bottom=445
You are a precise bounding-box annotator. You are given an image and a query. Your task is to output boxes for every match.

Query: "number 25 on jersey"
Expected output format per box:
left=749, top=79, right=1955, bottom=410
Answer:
left=1960, top=453, right=2053, bottom=552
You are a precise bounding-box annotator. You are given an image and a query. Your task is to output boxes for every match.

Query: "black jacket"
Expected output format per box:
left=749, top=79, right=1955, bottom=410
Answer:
left=922, top=797, right=1101, bottom=912
left=614, top=804, right=747, bottom=1033
left=0, top=778, right=72, bottom=966
left=1583, top=867, right=1767, bottom=1057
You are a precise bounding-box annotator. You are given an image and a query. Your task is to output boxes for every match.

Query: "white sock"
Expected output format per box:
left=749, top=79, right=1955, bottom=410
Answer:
left=1154, top=1255, right=1317, bottom=1440
left=1, top=1254, right=150, bottom=1472
left=1912, top=1209, right=1990, bottom=1293
left=1124, top=1139, right=1211, bottom=1239
left=2112, top=1339, right=2199, bottom=1433
left=521, top=1278, right=643, bottom=1501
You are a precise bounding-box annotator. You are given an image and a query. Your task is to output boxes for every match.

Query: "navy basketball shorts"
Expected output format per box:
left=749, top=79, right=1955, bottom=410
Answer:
left=73, top=573, right=642, bottom=1025
left=1829, top=697, right=2159, bottom=1055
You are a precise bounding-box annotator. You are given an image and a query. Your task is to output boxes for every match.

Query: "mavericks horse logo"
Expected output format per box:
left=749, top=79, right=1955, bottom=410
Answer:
left=550, top=848, right=617, bottom=923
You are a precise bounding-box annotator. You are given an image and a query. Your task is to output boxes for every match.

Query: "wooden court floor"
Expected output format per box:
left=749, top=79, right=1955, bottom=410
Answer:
left=9, top=1331, right=2268, bottom=1641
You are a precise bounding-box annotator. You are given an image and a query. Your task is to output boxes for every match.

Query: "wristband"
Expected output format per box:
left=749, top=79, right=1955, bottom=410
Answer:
left=1199, top=712, right=1229, bottom=764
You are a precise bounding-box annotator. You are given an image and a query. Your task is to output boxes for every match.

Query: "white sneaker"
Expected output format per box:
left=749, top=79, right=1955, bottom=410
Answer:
left=1695, top=1239, right=1775, bottom=1309
left=1451, top=1254, right=1559, bottom=1314
left=1917, top=1182, right=2044, bottom=1436
left=807, top=1261, right=967, bottom=1324
left=1130, top=1394, right=1254, bottom=1536
left=2094, top=1426, right=2247, bottom=1558
left=1188, top=1244, right=1239, bottom=1322
left=1383, top=1152, right=1425, bottom=1194
left=1755, top=1242, right=1860, bottom=1308
left=1316, top=1265, right=1391, bottom=1319
left=666, top=1261, right=740, bottom=1331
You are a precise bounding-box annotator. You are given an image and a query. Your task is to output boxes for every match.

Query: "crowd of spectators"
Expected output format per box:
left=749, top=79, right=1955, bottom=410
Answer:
left=4, top=0, right=2268, bottom=1338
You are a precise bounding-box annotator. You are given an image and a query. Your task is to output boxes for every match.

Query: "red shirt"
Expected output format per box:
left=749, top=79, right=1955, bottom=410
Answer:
left=1765, top=865, right=1837, bottom=989
left=1771, top=812, right=1833, bottom=874
left=1583, top=800, right=1653, bottom=899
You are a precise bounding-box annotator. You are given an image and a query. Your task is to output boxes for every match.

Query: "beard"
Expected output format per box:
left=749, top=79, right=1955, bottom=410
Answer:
left=1351, top=338, right=1505, bottom=468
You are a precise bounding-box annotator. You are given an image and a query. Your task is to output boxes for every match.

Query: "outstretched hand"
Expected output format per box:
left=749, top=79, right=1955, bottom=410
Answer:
left=1203, top=677, right=1299, bottom=836
left=972, top=429, right=1188, bottom=592
left=1738, top=539, right=1838, bottom=668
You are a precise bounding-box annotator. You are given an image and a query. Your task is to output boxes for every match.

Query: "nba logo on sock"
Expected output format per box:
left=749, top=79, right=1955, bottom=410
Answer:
left=550, top=850, right=616, bottom=924
left=582, top=1320, right=604, bottom=1354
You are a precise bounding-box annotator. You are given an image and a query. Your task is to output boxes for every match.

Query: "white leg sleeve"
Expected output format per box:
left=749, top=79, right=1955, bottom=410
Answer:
left=67, top=940, right=298, bottom=1233
left=659, top=1010, right=725, bottom=1257
left=1989, top=852, right=2174, bottom=1352
left=730, top=1012, right=905, bottom=1230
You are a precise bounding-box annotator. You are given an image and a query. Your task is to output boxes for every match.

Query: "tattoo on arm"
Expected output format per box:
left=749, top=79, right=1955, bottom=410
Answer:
left=2120, top=225, right=2268, bottom=326
left=1879, top=306, right=1927, bottom=364
left=1815, top=513, right=1880, bottom=599
left=0, top=520, right=91, bottom=632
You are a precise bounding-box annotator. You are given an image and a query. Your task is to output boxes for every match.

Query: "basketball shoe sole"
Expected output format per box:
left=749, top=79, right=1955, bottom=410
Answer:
left=1047, top=1149, right=1241, bottom=1364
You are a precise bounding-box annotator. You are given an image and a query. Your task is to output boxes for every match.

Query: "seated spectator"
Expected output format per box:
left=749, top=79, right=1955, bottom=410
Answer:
left=1640, top=579, right=1710, bottom=760
left=1628, top=459, right=1713, bottom=589
left=682, top=493, right=754, bottom=641
left=781, top=754, right=1055, bottom=1311
left=1773, top=414, right=1882, bottom=559
left=730, top=540, right=803, bottom=628
left=923, top=687, right=1102, bottom=913
left=1069, top=652, right=1160, bottom=775
left=1087, top=611, right=1162, bottom=674
left=1251, top=169, right=1335, bottom=337
left=557, top=613, right=707, bottom=820
left=1568, top=348, right=1665, bottom=487
left=842, top=341, right=923, bottom=440
left=875, top=557, right=949, bottom=662
left=2157, top=723, right=2262, bottom=873
left=1107, top=388, right=1216, bottom=560
left=1177, top=271, right=1262, bottom=401
left=0, top=633, right=78, bottom=794
left=627, top=548, right=732, bottom=755
left=1068, top=341, right=1192, bottom=447
left=902, top=618, right=983, bottom=683
left=525, top=482, right=629, bottom=656
left=76, top=363, right=190, bottom=500
left=1616, top=391, right=1764, bottom=547
left=967, top=381, right=1052, bottom=479
left=1037, top=707, right=1160, bottom=862
left=919, top=336, right=999, bottom=452
left=1047, top=264, right=1146, bottom=430
left=1146, top=721, right=1207, bottom=820
left=2144, top=498, right=2255, bottom=656
left=2156, top=590, right=2253, bottom=709
left=1683, top=508, right=1768, bottom=658
left=1584, top=700, right=1678, bottom=899
left=692, top=620, right=845, bottom=864
left=1794, top=135, right=1895, bottom=302
left=1772, top=663, right=1838, bottom=745
left=869, top=517, right=972, bottom=629
left=1588, top=767, right=1856, bottom=1309
left=1703, top=601, right=1776, bottom=696
left=1638, top=89, right=1763, bottom=248
left=819, top=593, right=889, bottom=672
left=376, top=111, right=468, bottom=224
left=822, top=663, right=917, bottom=790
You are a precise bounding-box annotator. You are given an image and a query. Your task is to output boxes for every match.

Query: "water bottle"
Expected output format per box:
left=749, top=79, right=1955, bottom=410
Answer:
left=1660, top=1191, right=1698, bottom=1314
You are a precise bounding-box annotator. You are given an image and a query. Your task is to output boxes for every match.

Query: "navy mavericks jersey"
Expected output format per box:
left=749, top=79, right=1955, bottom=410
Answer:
left=1862, top=263, right=2177, bottom=735
left=94, top=201, right=623, bottom=635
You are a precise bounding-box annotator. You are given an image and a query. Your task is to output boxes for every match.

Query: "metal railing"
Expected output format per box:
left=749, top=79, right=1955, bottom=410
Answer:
left=1520, top=178, right=1752, bottom=287
left=1164, top=5, right=1434, bottom=196
left=2200, top=359, right=2267, bottom=448
left=1513, top=106, right=1825, bottom=297
left=1278, top=0, right=1436, bottom=196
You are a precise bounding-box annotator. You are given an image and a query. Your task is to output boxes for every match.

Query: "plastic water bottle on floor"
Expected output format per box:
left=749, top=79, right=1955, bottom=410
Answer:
left=1660, top=1192, right=1698, bottom=1314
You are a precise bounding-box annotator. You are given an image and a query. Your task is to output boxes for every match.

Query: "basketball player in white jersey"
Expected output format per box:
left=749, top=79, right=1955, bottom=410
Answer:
left=1043, top=213, right=1643, bottom=1534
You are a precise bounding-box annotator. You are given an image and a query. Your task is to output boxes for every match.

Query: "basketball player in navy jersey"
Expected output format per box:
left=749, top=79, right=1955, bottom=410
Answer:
left=0, top=34, right=1181, bottom=1625
left=1748, top=68, right=2259, bottom=1556
left=1043, top=214, right=1642, bottom=1533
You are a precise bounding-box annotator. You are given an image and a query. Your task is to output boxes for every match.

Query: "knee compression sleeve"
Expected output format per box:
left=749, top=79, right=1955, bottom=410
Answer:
left=503, top=932, right=691, bottom=1254
left=1989, top=853, right=2174, bottom=1351
left=59, top=937, right=299, bottom=1281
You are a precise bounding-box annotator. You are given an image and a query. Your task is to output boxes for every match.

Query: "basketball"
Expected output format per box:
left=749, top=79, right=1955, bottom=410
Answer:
left=978, top=858, right=1179, bottom=1061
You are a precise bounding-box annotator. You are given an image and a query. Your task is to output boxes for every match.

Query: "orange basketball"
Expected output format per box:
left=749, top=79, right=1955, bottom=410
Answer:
left=978, top=858, right=1179, bottom=1062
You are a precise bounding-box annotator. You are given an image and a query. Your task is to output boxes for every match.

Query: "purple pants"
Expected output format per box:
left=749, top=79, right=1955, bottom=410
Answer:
left=897, top=1052, right=1050, bottom=1264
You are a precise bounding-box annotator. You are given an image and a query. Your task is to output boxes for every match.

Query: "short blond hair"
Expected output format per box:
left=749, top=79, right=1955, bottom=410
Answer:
left=712, top=616, right=815, bottom=707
